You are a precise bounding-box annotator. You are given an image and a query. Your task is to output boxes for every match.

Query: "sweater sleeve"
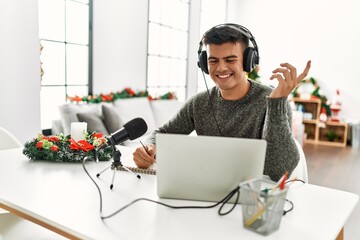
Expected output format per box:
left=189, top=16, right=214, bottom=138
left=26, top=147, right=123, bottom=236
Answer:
left=262, top=97, right=300, bottom=181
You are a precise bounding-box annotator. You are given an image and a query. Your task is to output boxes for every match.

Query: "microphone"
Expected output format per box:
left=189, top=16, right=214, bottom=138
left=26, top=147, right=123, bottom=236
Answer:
left=107, top=117, right=148, bottom=146
left=97, top=118, right=147, bottom=187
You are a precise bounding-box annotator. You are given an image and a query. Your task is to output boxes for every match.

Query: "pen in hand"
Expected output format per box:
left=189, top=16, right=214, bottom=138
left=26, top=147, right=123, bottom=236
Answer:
left=139, top=140, right=156, bottom=165
left=139, top=140, right=151, bottom=155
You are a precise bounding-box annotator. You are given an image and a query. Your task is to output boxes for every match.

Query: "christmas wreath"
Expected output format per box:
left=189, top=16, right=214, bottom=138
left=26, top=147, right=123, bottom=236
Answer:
left=23, top=132, right=114, bottom=162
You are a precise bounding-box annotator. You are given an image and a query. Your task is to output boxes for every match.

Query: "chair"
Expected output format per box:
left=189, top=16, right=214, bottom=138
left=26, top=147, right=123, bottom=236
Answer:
left=0, top=127, right=22, bottom=150
left=290, top=139, right=309, bottom=183
left=0, top=128, right=65, bottom=239
left=0, top=127, right=22, bottom=215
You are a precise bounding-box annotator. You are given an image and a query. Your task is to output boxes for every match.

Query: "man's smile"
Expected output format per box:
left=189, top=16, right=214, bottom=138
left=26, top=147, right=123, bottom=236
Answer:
left=217, top=73, right=233, bottom=79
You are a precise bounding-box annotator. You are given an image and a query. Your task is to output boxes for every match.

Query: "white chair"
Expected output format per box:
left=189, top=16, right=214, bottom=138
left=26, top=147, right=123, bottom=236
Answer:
left=0, top=127, right=21, bottom=215
left=0, top=127, right=66, bottom=239
left=0, top=127, right=22, bottom=215
left=0, top=127, right=22, bottom=150
left=290, top=139, right=309, bottom=183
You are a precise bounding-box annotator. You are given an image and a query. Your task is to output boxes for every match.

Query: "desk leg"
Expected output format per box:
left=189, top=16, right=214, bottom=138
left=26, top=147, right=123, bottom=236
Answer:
left=0, top=203, right=81, bottom=240
left=336, top=227, right=344, bottom=240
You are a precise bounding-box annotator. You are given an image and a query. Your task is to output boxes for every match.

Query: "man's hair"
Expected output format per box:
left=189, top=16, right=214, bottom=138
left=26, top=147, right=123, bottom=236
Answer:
left=202, top=24, right=249, bottom=51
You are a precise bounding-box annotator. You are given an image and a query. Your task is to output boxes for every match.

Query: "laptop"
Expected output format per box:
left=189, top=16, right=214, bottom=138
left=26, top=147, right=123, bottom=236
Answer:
left=156, top=133, right=267, bottom=203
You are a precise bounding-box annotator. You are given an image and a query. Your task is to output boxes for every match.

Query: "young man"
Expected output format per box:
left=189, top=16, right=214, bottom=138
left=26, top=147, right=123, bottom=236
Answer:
left=133, top=24, right=311, bottom=181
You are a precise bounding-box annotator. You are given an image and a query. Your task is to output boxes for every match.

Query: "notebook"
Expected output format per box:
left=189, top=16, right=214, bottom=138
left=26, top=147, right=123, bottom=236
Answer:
left=156, top=133, right=267, bottom=203
left=114, top=145, right=157, bottom=175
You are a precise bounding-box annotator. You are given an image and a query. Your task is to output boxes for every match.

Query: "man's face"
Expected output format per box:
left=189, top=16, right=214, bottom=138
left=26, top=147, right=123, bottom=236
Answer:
left=206, top=42, right=246, bottom=92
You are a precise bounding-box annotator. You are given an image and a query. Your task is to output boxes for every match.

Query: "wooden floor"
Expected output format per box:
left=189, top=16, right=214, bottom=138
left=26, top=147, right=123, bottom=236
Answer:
left=303, top=144, right=360, bottom=240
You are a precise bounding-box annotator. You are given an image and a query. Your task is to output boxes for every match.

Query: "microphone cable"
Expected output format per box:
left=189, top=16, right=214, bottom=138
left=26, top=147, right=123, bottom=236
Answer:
left=82, top=156, right=240, bottom=219
left=82, top=157, right=301, bottom=220
left=201, top=70, right=223, bottom=136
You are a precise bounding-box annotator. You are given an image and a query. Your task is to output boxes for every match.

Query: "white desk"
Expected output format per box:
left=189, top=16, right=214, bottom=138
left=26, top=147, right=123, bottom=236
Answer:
left=0, top=147, right=358, bottom=240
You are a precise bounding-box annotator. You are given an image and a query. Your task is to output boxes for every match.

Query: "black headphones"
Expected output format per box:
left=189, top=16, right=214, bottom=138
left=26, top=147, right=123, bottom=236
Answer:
left=197, top=23, right=260, bottom=74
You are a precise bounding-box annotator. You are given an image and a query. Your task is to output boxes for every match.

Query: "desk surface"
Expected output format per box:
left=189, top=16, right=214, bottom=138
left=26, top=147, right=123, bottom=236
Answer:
left=0, top=147, right=358, bottom=240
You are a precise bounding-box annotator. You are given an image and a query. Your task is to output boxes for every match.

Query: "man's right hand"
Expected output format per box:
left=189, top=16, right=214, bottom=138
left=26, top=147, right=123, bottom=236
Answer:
left=133, top=144, right=156, bottom=169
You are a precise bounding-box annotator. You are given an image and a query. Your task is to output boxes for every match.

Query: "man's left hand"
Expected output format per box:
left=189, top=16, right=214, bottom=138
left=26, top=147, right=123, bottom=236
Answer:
left=269, top=60, right=311, bottom=98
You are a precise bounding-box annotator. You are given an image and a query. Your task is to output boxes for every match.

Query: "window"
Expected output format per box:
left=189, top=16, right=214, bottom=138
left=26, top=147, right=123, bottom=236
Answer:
left=197, top=0, right=227, bottom=93
left=38, top=0, right=92, bottom=130
left=147, top=0, right=227, bottom=100
left=147, top=0, right=190, bottom=101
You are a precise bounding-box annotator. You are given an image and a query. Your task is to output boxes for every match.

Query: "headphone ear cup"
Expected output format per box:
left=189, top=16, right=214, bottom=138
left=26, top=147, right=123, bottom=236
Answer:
left=243, top=47, right=256, bottom=73
left=197, top=50, right=209, bottom=74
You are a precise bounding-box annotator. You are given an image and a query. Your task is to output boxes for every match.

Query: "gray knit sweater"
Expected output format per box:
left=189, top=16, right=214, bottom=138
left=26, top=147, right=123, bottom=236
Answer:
left=146, top=80, right=299, bottom=181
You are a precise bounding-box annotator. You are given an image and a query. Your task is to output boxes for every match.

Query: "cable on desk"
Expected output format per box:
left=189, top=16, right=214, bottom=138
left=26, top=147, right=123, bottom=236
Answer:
left=283, top=199, right=294, bottom=216
left=82, top=157, right=104, bottom=214
left=102, top=186, right=240, bottom=219
left=82, top=157, right=300, bottom=220
left=82, top=157, right=240, bottom=219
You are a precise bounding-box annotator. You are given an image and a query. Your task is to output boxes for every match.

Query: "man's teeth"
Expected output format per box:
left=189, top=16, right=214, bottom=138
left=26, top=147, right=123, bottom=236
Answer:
left=218, top=74, right=230, bottom=79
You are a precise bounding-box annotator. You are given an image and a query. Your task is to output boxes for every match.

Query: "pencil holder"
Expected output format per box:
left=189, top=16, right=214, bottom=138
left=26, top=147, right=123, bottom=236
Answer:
left=240, top=178, right=288, bottom=235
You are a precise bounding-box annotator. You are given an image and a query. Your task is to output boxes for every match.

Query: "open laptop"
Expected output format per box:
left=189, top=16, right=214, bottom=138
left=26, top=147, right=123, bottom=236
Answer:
left=156, top=133, right=267, bottom=203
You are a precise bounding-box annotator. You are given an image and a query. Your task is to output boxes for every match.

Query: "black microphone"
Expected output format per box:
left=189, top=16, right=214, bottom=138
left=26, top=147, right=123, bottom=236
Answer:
left=108, top=117, right=148, bottom=146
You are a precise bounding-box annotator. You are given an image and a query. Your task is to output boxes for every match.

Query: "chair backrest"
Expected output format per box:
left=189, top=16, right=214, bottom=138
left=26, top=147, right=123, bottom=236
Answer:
left=290, top=139, right=309, bottom=183
left=0, top=128, right=22, bottom=216
left=0, top=127, right=22, bottom=150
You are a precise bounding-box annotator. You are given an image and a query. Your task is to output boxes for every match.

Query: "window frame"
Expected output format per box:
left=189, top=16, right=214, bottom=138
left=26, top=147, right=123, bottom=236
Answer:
left=39, top=0, right=93, bottom=133
left=146, top=0, right=190, bottom=102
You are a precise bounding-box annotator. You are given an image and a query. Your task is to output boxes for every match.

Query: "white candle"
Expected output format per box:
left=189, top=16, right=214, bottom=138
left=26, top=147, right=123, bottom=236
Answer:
left=71, top=122, right=87, bottom=141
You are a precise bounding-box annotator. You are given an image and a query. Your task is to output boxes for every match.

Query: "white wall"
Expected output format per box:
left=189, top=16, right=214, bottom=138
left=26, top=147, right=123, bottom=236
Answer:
left=0, top=0, right=41, bottom=144
left=92, top=0, right=149, bottom=94
left=228, top=0, right=360, bottom=120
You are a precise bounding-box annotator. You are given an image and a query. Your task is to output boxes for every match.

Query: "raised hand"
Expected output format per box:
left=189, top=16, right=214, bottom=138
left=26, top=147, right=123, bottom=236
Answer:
left=269, top=60, right=311, bottom=98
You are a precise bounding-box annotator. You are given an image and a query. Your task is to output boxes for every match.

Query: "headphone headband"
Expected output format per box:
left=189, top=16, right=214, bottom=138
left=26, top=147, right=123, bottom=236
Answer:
left=197, top=23, right=260, bottom=74
left=213, top=24, right=252, bottom=42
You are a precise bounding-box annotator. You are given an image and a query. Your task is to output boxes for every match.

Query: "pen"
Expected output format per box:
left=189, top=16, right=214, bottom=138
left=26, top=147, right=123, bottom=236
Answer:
left=279, top=172, right=288, bottom=190
left=245, top=172, right=289, bottom=227
left=139, top=140, right=151, bottom=155
left=271, top=171, right=288, bottom=193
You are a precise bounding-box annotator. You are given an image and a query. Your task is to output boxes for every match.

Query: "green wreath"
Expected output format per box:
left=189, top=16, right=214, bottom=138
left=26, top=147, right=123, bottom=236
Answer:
left=23, top=132, right=114, bottom=162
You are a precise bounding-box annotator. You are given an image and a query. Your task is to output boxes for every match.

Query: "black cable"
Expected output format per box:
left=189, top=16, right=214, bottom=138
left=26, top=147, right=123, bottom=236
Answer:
left=102, top=186, right=240, bottom=219
left=283, top=199, right=294, bottom=216
left=202, top=70, right=223, bottom=136
left=82, top=156, right=103, bottom=214
left=281, top=179, right=304, bottom=215
left=82, top=157, right=240, bottom=220
left=83, top=157, right=300, bottom=220
left=285, top=178, right=305, bottom=184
